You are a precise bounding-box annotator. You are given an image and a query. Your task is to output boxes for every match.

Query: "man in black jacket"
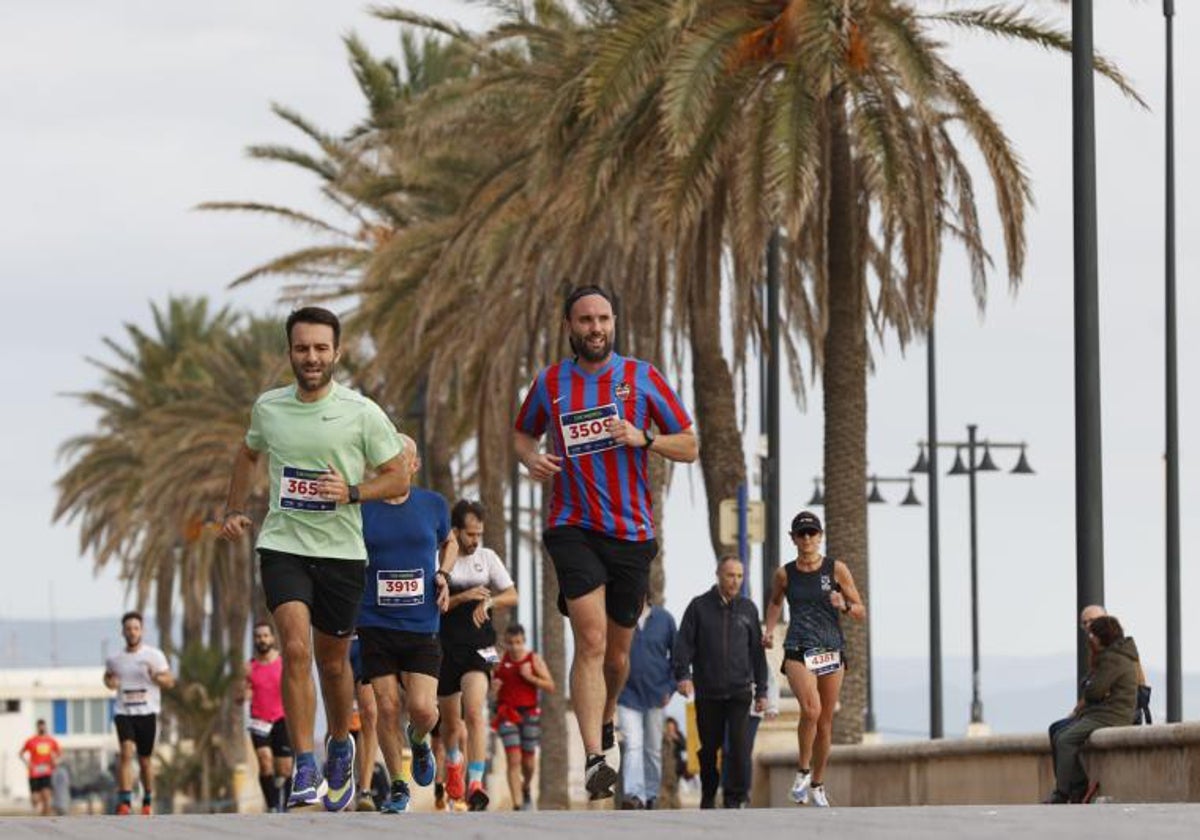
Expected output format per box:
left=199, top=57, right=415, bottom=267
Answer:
left=675, top=555, right=768, bottom=808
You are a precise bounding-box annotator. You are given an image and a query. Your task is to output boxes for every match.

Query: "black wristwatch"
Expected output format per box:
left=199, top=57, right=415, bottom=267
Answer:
left=347, top=484, right=361, bottom=504
left=642, top=428, right=656, bottom=450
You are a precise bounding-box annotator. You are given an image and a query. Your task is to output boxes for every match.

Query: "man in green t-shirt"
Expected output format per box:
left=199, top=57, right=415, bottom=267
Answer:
left=221, top=306, right=408, bottom=812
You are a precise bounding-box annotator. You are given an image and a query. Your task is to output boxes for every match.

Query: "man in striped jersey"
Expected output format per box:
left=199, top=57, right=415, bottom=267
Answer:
left=514, top=285, right=697, bottom=800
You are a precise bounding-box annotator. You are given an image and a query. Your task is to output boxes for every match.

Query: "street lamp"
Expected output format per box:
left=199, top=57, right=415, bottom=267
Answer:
left=809, top=474, right=921, bottom=737
left=913, top=426, right=1033, bottom=734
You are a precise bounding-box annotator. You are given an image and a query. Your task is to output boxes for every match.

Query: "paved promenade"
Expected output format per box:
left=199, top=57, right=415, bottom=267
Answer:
left=3, top=804, right=1198, bottom=839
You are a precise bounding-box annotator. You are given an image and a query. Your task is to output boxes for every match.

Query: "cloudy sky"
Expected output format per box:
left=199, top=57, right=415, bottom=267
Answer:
left=2, top=1, right=1198, bottom=729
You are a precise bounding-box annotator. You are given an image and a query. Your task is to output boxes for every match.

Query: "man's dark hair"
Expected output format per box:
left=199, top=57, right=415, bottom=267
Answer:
left=562, top=284, right=613, bottom=319
left=1089, top=615, right=1124, bottom=647
left=505, top=623, right=526, bottom=638
left=36, top=718, right=46, bottom=727
left=121, top=611, right=143, bottom=626
left=451, top=499, right=487, bottom=529
left=286, top=306, right=341, bottom=348
left=253, top=619, right=273, bottom=632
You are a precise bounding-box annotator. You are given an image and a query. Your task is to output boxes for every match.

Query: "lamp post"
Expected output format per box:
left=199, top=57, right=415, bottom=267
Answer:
left=1162, top=0, right=1182, bottom=724
left=809, top=474, right=921, bottom=737
left=913, top=428, right=1033, bottom=733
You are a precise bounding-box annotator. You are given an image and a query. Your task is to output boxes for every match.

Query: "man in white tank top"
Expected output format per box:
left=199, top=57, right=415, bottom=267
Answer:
left=103, top=611, right=173, bottom=815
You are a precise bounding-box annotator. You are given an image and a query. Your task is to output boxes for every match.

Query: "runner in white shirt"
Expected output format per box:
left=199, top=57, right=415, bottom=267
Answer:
left=437, top=500, right=518, bottom=810
left=103, top=611, right=174, bottom=815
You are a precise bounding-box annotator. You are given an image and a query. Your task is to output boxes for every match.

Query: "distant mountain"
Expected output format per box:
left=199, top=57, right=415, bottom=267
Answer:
left=0, top=616, right=151, bottom=668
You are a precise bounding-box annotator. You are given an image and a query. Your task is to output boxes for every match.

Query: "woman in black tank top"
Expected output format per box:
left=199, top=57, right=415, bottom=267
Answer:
left=763, top=511, right=865, bottom=808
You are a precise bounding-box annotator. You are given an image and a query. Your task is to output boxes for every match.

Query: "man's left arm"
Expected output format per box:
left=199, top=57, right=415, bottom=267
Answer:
left=152, top=653, right=176, bottom=690
left=749, top=606, right=769, bottom=699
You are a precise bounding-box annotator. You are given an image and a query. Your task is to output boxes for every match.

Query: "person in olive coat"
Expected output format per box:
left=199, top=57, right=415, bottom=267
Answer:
left=1047, top=615, right=1139, bottom=803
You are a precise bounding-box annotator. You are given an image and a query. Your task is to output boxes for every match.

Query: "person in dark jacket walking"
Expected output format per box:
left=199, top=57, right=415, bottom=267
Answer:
left=617, top=599, right=677, bottom=809
left=675, top=556, right=768, bottom=809
left=1047, top=615, right=1140, bottom=804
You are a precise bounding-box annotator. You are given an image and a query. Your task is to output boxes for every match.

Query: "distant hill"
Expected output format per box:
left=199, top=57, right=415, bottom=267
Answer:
left=3, top=618, right=1195, bottom=738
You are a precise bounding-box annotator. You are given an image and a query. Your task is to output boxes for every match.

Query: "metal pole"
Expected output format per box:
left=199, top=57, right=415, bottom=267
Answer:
left=530, top=479, right=539, bottom=651
left=738, top=482, right=750, bottom=597
left=763, top=230, right=782, bottom=608
left=1072, top=0, right=1105, bottom=686
left=510, top=462, right=521, bottom=624
left=1163, top=0, right=1182, bottom=723
left=927, top=326, right=943, bottom=739
left=967, top=424, right=983, bottom=725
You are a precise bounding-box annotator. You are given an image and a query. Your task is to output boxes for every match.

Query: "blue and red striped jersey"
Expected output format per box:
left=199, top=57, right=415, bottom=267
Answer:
left=514, top=353, right=692, bottom=542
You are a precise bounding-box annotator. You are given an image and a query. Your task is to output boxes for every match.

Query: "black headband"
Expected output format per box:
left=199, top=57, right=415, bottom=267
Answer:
left=562, top=285, right=613, bottom=319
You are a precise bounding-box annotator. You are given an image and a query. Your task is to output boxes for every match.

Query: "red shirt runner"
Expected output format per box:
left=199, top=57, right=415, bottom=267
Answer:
left=22, top=735, right=60, bottom=779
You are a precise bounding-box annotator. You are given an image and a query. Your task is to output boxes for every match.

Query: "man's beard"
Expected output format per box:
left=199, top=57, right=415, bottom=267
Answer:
left=569, top=331, right=613, bottom=363
left=291, top=359, right=334, bottom=392
left=255, top=642, right=272, bottom=655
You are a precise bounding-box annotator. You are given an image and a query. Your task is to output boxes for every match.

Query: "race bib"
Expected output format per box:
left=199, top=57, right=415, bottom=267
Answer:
left=248, top=717, right=273, bottom=737
left=477, top=646, right=500, bottom=664
left=560, top=404, right=620, bottom=457
left=279, top=466, right=335, bottom=512
left=803, top=648, right=842, bottom=676
left=122, top=689, right=148, bottom=706
left=377, top=569, right=425, bottom=607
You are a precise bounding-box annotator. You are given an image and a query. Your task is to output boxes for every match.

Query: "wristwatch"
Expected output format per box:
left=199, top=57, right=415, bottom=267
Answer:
left=347, top=484, right=361, bottom=504
left=642, top=428, right=656, bottom=450
left=435, top=570, right=450, bottom=586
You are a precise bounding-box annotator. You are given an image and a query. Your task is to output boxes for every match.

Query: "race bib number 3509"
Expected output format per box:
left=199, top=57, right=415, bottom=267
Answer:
left=279, top=466, right=335, bottom=512
left=377, top=570, right=425, bottom=607
left=560, top=403, right=620, bottom=458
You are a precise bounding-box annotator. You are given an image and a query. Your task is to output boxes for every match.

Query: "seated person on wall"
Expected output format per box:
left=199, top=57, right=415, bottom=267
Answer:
left=1046, top=615, right=1139, bottom=804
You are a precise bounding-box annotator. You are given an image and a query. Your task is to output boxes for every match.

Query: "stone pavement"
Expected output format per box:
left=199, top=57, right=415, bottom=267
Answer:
left=3, top=804, right=1199, bottom=839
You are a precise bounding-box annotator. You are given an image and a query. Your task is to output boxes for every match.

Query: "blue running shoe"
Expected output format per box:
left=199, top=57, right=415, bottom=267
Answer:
left=322, top=736, right=356, bottom=811
left=408, top=723, right=436, bottom=787
left=380, top=780, right=411, bottom=814
left=287, top=758, right=326, bottom=810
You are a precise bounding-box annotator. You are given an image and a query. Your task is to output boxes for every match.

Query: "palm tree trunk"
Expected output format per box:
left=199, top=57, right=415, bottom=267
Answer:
left=687, top=200, right=747, bottom=557
left=537, top=517, right=570, bottom=809
left=823, top=88, right=868, bottom=745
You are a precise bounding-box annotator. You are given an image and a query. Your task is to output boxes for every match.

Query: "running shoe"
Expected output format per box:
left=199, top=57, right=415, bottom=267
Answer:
left=445, top=756, right=466, bottom=801
left=584, top=756, right=618, bottom=800
left=408, top=723, right=436, bottom=787
left=521, top=787, right=533, bottom=811
left=434, top=790, right=448, bottom=812
left=602, top=720, right=620, bottom=772
left=115, top=802, right=131, bottom=815
left=810, top=784, right=830, bottom=808
left=140, top=803, right=152, bottom=816
left=790, top=769, right=812, bottom=805
left=467, top=780, right=489, bottom=812
left=321, top=736, right=356, bottom=811
left=380, top=780, right=411, bottom=814
left=356, top=790, right=377, bottom=811
left=288, top=759, right=326, bottom=809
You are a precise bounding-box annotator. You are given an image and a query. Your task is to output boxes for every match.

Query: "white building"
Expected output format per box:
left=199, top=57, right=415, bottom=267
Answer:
left=0, top=667, right=116, bottom=808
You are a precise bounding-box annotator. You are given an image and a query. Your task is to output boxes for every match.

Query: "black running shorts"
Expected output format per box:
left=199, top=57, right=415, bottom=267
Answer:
left=542, top=525, right=659, bottom=628
left=437, top=644, right=492, bottom=697
left=358, top=627, right=443, bottom=682
left=29, top=776, right=52, bottom=793
left=115, top=713, right=157, bottom=757
left=259, top=549, right=365, bottom=638
left=249, top=718, right=292, bottom=757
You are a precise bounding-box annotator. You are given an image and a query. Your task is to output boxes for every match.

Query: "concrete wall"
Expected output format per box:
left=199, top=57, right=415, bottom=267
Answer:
left=753, top=722, right=1200, bottom=807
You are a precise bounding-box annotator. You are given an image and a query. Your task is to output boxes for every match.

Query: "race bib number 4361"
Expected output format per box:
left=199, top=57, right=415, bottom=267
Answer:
left=279, top=466, right=335, bottom=512
left=560, top=403, right=620, bottom=457
left=377, top=570, right=425, bottom=607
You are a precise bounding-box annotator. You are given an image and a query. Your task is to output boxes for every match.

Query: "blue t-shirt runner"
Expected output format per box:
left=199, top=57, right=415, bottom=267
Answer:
left=359, top=489, right=451, bottom=633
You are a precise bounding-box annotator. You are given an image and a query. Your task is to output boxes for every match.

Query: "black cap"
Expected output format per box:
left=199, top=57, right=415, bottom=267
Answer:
left=790, top=511, right=823, bottom=534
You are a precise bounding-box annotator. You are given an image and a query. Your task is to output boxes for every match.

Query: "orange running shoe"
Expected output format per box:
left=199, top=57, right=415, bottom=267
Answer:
left=445, top=758, right=465, bottom=801
left=141, top=803, right=152, bottom=816
left=115, top=803, right=131, bottom=815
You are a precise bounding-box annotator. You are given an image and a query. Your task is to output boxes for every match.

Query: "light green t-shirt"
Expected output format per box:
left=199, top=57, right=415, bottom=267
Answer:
left=246, top=381, right=402, bottom=560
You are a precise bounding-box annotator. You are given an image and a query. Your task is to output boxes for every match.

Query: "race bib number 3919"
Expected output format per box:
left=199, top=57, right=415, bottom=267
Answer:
left=560, top=403, right=620, bottom=458
left=279, top=466, right=335, bottom=512
left=377, top=570, right=425, bottom=607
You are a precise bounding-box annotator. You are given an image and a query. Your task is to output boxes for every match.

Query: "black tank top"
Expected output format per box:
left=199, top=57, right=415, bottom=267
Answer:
left=783, top=556, right=844, bottom=652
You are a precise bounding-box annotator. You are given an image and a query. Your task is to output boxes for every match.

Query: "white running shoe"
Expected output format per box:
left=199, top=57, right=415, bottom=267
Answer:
left=790, top=770, right=812, bottom=804
left=810, top=784, right=830, bottom=808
